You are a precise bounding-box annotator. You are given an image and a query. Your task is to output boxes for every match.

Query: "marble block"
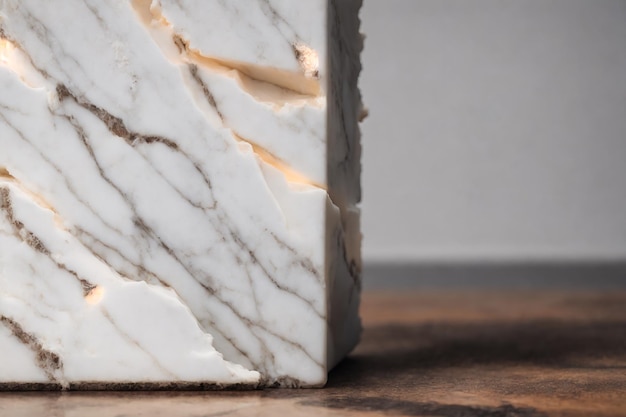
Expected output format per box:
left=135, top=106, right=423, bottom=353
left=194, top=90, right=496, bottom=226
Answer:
left=0, top=0, right=363, bottom=388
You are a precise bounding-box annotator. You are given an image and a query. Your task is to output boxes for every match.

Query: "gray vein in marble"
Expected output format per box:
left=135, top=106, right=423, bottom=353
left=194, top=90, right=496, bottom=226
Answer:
left=58, top=95, right=217, bottom=213
left=0, top=111, right=128, bottom=239
left=256, top=0, right=319, bottom=77
left=0, top=184, right=96, bottom=297
left=0, top=316, right=63, bottom=384
left=188, top=64, right=225, bottom=122
left=100, top=308, right=178, bottom=379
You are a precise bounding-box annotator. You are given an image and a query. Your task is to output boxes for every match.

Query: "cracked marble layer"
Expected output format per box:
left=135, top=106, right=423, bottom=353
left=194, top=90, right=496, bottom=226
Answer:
left=0, top=0, right=362, bottom=388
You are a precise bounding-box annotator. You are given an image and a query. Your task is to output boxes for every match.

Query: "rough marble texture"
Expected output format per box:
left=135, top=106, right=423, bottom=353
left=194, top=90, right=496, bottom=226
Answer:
left=0, top=0, right=362, bottom=388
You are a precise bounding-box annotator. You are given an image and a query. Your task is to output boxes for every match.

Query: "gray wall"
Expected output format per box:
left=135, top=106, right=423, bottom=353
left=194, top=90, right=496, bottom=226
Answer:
left=360, top=0, right=626, bottom=263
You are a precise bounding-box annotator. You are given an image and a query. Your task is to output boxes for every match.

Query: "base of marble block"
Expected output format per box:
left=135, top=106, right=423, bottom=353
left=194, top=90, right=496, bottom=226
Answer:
left=0, top=375, right=331, bottom=390
left=0, top=382, right=263, bottom=391
left=0, top=374, right=332, bottom=390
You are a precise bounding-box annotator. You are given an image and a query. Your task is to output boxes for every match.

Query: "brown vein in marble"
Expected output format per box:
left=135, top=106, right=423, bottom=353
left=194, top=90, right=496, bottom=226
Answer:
left=198, top=266, right=323, bottom=370
left=0, top=186, right=51, bottom=256
left=74, top=226, right=172, bottom=289
left=231, top=249, right=298, bottom=371
left=201, top=315, right=262, bottom=370
left=57, top=95, right=216, bottom=210
left=0, top=316, right=63, bottom=383
left=72, top=204, right=263, bottom=368
left=188, top=64, right=225, bottom=121
left=172, top=221, right=323, bottom=371
left=218, top=214, right=324, bottom=321
left=100, top=308, right=178, bottom=379
left=204, top=222, right=321, bottom=373
left=0, top=109, right=131, bottom=240
left=227, top=229, right=322, bottom=316
left=270, top=231, right=323, bottom=280
left=56, top=85, right=178, bottom=150
left=187, top=277, right=276, bottom=371
left=0, top=186, right=97, bottom=297
left=252, top=322, right=323, bottom=368
left=176, top=218, right=321, bottom=370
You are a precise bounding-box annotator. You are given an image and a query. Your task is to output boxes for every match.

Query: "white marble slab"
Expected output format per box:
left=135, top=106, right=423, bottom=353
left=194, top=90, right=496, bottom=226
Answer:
left=0, top=0, right=362, bottom=388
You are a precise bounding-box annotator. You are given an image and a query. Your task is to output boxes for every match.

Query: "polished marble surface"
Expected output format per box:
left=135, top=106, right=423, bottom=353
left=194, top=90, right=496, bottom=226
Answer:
left=3, top=290, right=626, bottom=416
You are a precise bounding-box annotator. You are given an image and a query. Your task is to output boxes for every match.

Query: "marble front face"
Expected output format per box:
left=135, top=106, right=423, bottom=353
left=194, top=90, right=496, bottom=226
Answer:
left=0, top=0, right=362, bottom=388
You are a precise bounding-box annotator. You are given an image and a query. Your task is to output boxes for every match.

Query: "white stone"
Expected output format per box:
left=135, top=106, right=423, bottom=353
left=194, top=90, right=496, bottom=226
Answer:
left=0, top=0, right=363, bottom=388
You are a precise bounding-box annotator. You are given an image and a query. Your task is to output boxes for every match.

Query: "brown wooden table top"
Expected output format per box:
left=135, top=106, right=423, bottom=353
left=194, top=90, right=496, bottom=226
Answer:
left=2, top=290, right=626, bottom=417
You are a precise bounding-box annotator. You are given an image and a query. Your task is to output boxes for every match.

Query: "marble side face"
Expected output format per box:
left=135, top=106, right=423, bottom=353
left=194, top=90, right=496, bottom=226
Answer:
left=0, top=0, right=362, bottom=388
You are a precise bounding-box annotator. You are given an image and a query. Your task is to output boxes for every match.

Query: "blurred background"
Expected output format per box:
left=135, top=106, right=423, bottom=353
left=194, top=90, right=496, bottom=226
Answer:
left=359, top=0, right=626, bottom=288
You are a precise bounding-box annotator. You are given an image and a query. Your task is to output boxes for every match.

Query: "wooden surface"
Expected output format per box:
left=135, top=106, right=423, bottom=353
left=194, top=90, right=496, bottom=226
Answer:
left=2, top=290, right=626, bottom=417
